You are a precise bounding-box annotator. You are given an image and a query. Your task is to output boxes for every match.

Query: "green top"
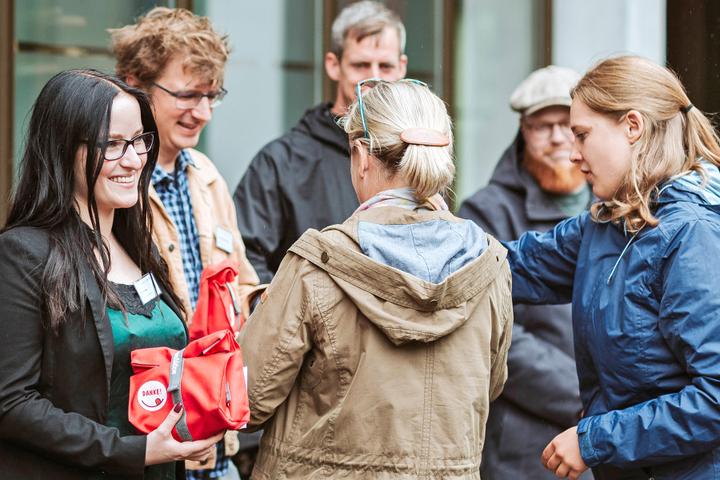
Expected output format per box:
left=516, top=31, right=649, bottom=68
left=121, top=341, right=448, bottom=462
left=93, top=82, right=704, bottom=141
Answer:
left=106, top=282, right=186, bottom=480
left=550, top=184, right=592, bottom=217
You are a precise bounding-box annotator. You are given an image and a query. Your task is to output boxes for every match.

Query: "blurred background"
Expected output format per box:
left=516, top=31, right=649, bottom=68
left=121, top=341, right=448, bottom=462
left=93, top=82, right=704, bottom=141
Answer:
left=1, top=0, right=718, bottom=222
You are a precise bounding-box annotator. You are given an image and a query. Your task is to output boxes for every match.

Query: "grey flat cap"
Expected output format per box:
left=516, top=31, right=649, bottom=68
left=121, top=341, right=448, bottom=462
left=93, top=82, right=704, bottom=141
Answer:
left=510, top=65, right=581, bottom=116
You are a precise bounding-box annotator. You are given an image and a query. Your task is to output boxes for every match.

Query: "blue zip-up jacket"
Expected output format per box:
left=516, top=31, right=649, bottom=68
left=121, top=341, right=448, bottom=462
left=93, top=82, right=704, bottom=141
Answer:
left=506, top=163, right=720, bottom=480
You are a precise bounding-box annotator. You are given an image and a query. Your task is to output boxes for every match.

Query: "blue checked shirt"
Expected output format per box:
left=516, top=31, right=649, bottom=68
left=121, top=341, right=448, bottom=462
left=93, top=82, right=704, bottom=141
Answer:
left=151, top=151, right=230, bottom=479
left=151, top=150, right=203, bottom=309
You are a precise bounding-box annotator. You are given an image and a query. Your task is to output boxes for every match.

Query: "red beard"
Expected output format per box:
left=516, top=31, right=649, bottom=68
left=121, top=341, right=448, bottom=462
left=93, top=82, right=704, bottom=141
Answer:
left=523, top=151, right=586, bottom=194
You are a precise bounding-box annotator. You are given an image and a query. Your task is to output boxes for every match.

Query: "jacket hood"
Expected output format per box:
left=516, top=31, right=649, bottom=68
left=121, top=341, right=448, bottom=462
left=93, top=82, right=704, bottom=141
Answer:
left=288, top=207, right=507, bottom=346
left=657, top=161, right=720, bottom=206
left=294, top=102, right=349, bottom=154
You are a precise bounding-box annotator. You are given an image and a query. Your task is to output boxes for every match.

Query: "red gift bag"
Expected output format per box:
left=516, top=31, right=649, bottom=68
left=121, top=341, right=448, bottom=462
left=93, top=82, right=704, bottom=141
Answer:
left=128, top=329, right=250, bottom=441
left=189, top=260, right=243, bottom=341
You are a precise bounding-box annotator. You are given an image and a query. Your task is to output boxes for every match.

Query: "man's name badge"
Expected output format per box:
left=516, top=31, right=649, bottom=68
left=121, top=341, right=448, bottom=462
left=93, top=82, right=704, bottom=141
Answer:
left=215, top=226, right=234, bottom=254
left=134, top=273, right=161, bottom=305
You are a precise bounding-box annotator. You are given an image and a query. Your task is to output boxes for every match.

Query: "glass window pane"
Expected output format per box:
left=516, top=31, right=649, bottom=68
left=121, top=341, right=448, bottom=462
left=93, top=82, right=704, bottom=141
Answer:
left=13, top=1, right=171, bottom=167
left=14, top=51, right=116, bottom=163
left=16, top=0, right=164, bottom=49
left=453, top=0, right=547, bottom=203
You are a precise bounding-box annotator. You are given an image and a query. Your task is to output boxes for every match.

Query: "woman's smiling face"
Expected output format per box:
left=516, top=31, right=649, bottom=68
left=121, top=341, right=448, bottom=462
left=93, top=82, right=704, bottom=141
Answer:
left=74, top=91, right=147, bottom=217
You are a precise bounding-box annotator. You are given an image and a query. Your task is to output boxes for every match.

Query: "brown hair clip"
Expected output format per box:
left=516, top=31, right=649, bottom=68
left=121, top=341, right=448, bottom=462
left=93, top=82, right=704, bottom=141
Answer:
left=400, top=127, right=450, bottom=147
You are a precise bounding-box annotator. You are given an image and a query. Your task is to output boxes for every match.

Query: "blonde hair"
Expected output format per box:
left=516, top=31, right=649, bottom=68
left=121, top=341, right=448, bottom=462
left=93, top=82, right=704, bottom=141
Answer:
left=342, top=81, right=454, bottom=200
left=110, top=7, right=229, bottom=88
left=572, top=55, right=720, bottom=232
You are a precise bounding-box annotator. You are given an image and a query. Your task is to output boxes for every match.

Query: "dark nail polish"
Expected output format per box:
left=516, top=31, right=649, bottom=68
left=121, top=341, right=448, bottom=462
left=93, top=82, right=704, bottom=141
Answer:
left=173, top=402, right=183, bottom=413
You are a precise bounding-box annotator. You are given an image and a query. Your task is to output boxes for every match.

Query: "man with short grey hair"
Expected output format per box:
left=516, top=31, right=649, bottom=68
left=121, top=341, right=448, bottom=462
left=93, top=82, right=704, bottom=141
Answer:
left=233, top=1, right=407, bottom=283
left=459, top=66, right=593, bottom=479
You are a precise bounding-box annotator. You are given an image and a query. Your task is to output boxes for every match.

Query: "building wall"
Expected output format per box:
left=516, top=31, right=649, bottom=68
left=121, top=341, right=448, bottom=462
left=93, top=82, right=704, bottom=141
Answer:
left=553, top=0, right=666, bottom=72
left=199, top=0, right=308, bottom=192
left=453, top=0, right=546, bottom=203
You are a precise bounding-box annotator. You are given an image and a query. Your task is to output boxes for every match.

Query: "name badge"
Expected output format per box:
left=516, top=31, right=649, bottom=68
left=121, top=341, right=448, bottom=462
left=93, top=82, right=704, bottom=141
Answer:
left=215, top=226, right=234, bottom=254
left=134, top=273, right=161, bottom=305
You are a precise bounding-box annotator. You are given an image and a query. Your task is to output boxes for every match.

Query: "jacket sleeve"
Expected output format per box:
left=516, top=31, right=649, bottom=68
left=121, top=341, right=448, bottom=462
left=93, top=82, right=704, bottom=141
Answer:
left=0, top=231, right=146, bottom=475
left=489, top=262, right=514, bottom=402
left=238, top=252, right=314, bottom=430
left=577, top=218, right=720, bottom=468
left=233, top=150, right=285, bottom=284
left=501, top=320, right=582, bottom=427
left=504, top=212, right=587, bottom=305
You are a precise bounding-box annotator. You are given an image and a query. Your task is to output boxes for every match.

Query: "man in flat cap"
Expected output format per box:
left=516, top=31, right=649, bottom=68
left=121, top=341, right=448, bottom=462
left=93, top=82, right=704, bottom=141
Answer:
left=459, top=66, right=592, bottom=479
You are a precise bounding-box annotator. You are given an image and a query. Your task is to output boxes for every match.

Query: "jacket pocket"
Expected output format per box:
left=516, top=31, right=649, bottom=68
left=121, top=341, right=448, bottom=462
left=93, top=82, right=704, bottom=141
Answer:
left=300, top=350, right=326, bottom=390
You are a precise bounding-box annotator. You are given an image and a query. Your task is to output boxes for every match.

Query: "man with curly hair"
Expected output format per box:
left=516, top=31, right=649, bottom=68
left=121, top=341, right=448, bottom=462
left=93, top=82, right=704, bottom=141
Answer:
left=111, top=7, right=259, bottom=480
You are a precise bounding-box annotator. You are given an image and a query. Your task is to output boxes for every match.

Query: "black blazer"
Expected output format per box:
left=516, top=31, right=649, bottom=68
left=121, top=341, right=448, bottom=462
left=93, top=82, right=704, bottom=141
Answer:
left=0, top=226, right=185, bottom=479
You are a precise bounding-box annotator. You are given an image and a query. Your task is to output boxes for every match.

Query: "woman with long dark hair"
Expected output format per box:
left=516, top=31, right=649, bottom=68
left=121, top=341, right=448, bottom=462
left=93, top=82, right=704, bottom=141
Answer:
left=0, top=69, right=222, bottom=479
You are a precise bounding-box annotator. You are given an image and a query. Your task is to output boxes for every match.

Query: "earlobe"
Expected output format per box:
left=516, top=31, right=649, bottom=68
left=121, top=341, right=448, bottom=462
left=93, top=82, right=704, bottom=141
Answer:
left=626, top=110, right=644, bottom=144
left=352, top=139, right=371, bottom=180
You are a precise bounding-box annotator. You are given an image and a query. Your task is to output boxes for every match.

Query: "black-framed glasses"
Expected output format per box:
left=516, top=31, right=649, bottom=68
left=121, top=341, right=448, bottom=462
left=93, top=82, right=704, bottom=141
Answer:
left=101, top=132, right=155, bottom=161
left=355, top=78, right=428, bottom=139
left=151, top=82, right=228, bottom=109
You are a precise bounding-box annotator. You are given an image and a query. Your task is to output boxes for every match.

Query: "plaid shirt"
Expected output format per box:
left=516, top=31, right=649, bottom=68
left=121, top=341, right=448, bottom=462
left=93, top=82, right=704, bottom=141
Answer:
left=151, top=150, right=230, bottom=478
left=150, top=150, right=203, bottom=308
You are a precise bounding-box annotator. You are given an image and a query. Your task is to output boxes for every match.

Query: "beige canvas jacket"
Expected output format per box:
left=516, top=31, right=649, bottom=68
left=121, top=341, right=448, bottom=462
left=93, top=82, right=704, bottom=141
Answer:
left=149, top=148, right=261, bottom=322
left=240, top=207, right=513, bottom=479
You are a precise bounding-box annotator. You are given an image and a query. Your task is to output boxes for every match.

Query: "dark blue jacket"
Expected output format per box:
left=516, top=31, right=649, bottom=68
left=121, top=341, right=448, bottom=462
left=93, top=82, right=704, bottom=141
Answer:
left=506, top=163, right=720, bottom=480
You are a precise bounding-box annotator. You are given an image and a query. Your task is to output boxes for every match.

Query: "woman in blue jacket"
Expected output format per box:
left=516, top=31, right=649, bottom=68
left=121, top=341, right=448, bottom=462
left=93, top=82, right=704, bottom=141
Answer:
left=506, top=56, right=720, bottom=480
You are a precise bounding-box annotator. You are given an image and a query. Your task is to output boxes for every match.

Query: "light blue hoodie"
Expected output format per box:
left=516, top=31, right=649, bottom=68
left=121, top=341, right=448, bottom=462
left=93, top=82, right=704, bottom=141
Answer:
left=354, top=188, right=488, bottom=283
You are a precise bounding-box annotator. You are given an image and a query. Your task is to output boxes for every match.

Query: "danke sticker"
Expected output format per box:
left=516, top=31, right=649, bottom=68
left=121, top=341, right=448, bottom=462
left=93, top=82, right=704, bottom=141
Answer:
left=138, top=380, right=167, bottom=411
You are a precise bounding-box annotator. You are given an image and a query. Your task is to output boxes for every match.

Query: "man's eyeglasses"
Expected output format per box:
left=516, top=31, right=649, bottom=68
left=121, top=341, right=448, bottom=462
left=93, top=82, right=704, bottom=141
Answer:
left=101, top=132, right=155, bottom=161
left=152, top=82, right=228, bottom=109
left=522, top=120, right=573, bottom=141
left=355, top=78, right=428, bottom=139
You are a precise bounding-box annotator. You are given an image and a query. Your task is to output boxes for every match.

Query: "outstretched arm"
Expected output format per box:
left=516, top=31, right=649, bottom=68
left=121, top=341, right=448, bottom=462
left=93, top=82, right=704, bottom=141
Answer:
left=504, top=213, right=588, bottom=305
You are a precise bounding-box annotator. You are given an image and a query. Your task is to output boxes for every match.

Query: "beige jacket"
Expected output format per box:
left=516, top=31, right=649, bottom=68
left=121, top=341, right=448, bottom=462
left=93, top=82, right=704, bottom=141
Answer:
left=149, top=148, right=261, bottom=322
left=240, top=207, right=513, bottom=479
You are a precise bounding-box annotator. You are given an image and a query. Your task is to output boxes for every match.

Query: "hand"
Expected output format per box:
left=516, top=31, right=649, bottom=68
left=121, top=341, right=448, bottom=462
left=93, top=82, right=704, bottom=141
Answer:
left=542, top=426, right=589, bottom=479
left=145, top=403, right=225, bottom=465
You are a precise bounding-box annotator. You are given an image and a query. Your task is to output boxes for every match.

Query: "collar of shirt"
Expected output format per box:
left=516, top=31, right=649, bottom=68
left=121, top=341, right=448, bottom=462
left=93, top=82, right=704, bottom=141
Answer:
left=151, top=149, right=196, bottom=187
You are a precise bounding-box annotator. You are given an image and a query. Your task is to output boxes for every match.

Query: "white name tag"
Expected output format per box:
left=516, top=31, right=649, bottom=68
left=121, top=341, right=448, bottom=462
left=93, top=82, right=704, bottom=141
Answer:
left=215, top=226, right=234, bottom=254
left=134, top=273, right=161, bottom=305
left=240, top=366, right=248, bottom=429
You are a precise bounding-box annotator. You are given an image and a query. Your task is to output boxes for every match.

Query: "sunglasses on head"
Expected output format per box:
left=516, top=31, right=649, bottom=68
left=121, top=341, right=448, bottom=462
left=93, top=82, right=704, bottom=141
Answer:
left=355, top=78, right=429, bottom=139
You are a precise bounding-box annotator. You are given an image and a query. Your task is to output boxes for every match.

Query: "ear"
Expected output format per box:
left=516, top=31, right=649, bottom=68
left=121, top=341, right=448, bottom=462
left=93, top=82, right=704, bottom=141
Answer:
left=398, top=54, right=408, bottom=79
left=124, top=74, right=141, bottom=88
left=625, top=110, right=644, bottom=144
left=325, top=52, right=341, bottom=82
left=351, top=139, right=371, bottom=179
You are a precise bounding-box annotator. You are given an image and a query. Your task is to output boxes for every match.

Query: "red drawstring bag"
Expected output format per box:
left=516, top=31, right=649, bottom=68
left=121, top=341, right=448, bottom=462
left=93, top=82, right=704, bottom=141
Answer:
left=128, top=329, right=250, bottom=441
left=189, top=260, right=243, bottom=341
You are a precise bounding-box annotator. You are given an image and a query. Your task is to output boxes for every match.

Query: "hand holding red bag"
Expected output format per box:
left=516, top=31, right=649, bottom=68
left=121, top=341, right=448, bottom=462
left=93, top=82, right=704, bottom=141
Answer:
left=128, top=329, right=250, bottom=441
left=189, top=260, right=243, bottom=341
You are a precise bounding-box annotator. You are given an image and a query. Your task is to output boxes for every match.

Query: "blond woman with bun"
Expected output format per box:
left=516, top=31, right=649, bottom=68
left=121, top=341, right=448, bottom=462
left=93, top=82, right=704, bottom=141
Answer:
left=504, top=56, right=720, bottom=480
left=238, top=80, right=513, bottom=479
